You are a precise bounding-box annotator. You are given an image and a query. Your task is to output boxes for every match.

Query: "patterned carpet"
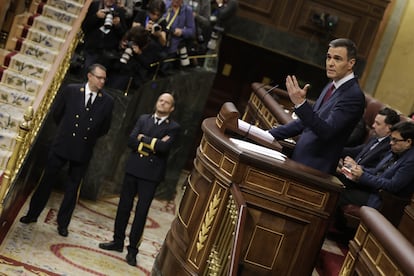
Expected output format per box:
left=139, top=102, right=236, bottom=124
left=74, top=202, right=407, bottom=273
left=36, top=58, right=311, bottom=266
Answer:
left=0, top=190, right=180, bottom=276
left=0, top=186, right=348, bottom=276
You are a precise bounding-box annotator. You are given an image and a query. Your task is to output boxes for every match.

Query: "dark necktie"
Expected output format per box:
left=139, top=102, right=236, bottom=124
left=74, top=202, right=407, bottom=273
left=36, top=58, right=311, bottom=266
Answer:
left=86, top=93, right=93, bottom=109
left=322, top=83, right=335, bottom=104
left=369, top=138, right=380, bottom=150
left=155, top=117, right=161, bottom=125
left=356, top=138, right=379, bottom=163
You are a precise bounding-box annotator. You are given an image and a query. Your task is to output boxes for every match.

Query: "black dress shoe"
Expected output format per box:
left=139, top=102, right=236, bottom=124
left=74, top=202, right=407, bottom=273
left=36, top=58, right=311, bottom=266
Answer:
left=57, top=227, right=68, bottom=237
left=19, top=216, right=37, bottom=224
left=126, top=252, right=137, bottom=266
left=99, top=241, right=123, bottom=252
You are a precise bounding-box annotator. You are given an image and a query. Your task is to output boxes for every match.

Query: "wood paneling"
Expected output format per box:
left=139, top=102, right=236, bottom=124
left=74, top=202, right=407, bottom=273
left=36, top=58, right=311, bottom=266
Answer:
left=155, top=114, right=343, bottom=275
left=237, top=0, right=390, bottom=59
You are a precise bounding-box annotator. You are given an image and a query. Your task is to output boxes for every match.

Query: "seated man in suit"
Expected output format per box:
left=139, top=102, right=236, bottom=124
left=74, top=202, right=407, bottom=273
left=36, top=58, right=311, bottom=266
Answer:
left=339, top=121, right=414, bottom=209
left=338, top=107, right=401, bottom=186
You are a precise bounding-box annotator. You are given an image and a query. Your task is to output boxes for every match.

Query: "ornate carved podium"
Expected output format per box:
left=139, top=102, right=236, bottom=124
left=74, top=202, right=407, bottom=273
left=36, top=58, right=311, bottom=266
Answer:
left=153, top=103, right=344, bottom=275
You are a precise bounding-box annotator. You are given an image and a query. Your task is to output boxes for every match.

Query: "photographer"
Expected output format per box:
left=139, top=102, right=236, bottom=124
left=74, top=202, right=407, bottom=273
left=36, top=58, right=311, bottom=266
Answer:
left=185, top=0, right=211, bottom=54
left=164, top=0, right=196, bottom=59
left=132, top=0, right=169, bottom=77
left=81, top=0, right=128, bottom=76
left=208, top=0, right=238, bottom=44
left=210, top=0, right=238, bottom=24
left=133, top=0, right=167, bottom=48
left=106, top=25, right=151, bottom=91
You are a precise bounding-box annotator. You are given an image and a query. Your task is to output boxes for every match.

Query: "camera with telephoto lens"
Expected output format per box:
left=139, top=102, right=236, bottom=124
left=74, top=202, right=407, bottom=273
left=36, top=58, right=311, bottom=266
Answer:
left=103, top=8, right=115, bottom=29
left=178, top=46, right=190, bottom=67
left=152, top=23, right=161, bottom=33
left=120, top=41, right=134, bottom=64
left=207, top=25, right=224, bottom=51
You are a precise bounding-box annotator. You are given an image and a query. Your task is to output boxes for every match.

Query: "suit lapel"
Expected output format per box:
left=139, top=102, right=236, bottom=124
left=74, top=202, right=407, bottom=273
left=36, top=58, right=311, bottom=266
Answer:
left=357, top=138, right=377, bottom=160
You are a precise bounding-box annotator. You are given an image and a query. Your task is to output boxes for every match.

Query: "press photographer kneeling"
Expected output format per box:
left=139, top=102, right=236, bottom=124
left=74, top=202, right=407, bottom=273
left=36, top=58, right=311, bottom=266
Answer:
left=105, top=25, right=151, bottom=91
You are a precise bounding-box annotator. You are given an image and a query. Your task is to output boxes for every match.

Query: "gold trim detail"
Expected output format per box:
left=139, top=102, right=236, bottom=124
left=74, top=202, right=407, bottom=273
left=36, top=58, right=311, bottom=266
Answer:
left=196, top=190, right=221, bottom=253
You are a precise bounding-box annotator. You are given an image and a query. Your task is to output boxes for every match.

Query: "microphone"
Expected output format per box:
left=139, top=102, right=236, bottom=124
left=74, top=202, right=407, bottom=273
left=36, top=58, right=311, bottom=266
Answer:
left=245, top=83, right=279, bottom=137
left=261, top=83, right=279, bottom=100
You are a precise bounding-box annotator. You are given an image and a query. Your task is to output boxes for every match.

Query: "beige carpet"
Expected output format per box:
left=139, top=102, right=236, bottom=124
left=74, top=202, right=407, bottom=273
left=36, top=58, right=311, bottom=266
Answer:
left=0, top=189, right=182, bottom=276
left=0, top=184, right=347, bottom=276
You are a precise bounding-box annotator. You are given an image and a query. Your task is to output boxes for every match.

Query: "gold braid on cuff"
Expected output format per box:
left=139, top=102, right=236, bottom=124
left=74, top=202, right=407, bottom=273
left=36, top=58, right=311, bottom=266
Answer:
left=137, top=138, right=158, bottom=156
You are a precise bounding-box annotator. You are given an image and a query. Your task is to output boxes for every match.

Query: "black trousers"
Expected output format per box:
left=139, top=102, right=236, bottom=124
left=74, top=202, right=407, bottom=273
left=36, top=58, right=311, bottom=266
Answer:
left=113, top=173, right=158, bottom=255
left=26, top=150, right=88, bottom=228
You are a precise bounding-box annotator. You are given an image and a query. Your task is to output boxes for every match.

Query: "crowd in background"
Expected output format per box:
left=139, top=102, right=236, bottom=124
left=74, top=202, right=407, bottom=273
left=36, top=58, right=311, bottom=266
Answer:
left=70, top=0, right=238, bottom=91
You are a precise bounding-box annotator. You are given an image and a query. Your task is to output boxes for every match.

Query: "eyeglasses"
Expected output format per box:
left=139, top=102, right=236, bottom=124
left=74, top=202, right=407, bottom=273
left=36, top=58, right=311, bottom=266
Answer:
left=390, top=137, right=406, bottom=143
left=90, top=72, right=106, bottom=81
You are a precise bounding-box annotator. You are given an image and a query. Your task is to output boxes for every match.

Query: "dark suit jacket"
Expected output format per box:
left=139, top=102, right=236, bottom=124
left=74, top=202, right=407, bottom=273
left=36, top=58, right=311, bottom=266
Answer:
left=52, top=83, right=114, bottom=163
left=360, top=146, right=414, bottom=208
left=343, top=136, right=391, bottom=168
left=269, top=78, right=365, bottom=174
left=82, top=0, right=127, bottom=52
left=125, top=114, right=180, bottom=182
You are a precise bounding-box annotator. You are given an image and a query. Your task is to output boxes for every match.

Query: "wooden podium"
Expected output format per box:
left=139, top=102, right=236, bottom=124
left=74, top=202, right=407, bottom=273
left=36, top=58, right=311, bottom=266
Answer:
left=152, top=103, right=344, bottom=275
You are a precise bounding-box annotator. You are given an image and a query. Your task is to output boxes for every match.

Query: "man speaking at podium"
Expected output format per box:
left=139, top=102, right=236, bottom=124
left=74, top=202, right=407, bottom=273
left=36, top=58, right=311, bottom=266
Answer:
left=269, top=38, right=365, bottom=174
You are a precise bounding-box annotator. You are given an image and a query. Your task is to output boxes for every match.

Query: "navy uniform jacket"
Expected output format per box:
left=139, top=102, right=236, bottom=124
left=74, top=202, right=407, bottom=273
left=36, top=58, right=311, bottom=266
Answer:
left=52, top=83, right=114, bottom=163
left=269, top=78, right=365, bottom=174
left=360, top=146, right=414, bottom=208
left=125, top=114, right=180, bottom=183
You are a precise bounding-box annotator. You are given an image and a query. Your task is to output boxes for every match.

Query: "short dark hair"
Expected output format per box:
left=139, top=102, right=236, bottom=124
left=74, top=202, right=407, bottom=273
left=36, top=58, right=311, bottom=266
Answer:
left=88, top=63, right=106, bottom=74
left=124, top=25, right=150, bottom=49
left=378, top=107, right=400, bottom=126
left=148, top=0, right=166, bottom=15
left=329, top=38, right=357, bottom=61
left=391, top=121, right=414, bottom=141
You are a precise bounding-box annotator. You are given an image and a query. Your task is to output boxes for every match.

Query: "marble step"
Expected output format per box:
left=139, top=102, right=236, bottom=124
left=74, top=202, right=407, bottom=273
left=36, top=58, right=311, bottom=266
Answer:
left=36, top=4, right=78, bottom=25
left=18, top=25, right=66, bottom=50
left=47, top=0, right=86, bottom=5
left=0, top=129, right=17, bottom=151
left=33, top=0, right=83, bottom=16
left=30, top=15, right=73, bottom=39
left=0, top=68, right=43, bottom=95
left=6, top=38, right=58, bottom=63
left=0, top=104, right=26, bottom=132
left=6, top=52, right=51, bottom=80
left=1, top=49, right=51, bottom=80
left=0, top=83, right=36, bottom=109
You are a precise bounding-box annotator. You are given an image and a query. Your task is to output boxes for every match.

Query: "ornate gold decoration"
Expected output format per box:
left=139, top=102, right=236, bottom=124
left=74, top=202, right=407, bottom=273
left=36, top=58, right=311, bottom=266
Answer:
left=339, top=253, right=354, bottom=275
left=196, top=191, right=221, bottom=253
left=206, top=245, right=220, bottom=276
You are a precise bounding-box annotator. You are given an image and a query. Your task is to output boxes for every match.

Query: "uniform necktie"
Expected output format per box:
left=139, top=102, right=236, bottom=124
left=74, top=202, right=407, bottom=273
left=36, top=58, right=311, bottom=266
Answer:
left=155, top=117, right=161, bottom=125
left=86, top=93, right=93, bottom=109
left=322, top=83, right=335, bottom=104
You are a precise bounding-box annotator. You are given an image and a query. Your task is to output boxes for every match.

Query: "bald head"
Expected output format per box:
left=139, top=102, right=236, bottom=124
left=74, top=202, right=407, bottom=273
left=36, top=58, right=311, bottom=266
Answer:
left=155, top=93, right=175, bottom=117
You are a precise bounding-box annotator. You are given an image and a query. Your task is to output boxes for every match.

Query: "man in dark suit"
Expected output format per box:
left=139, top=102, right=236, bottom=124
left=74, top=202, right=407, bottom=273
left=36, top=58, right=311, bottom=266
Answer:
left=269, top=38, right=365, bottom=174
left=20, top=64, right=114, bottom=237
left=339, top=107, right=401, bottom=175
left=99, top=93, right=180, bottom=267
left=340, top=121, right=414, bottom=209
